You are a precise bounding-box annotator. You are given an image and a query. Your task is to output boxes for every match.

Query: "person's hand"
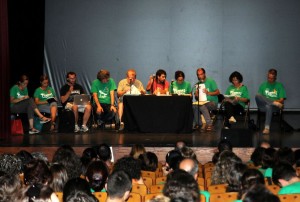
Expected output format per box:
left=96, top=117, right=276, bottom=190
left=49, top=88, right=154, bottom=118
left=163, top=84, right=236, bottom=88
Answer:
left=69, top=85, right=74, bottom=93
left=110, top=105, right=116, bottom=112
left=203, top=88, right=208, bottom=94
left=23, top=95, right=29, bottom=99
left=140, top=90, right=146, bottom=95
left=97, top=106, right=104, bottom=114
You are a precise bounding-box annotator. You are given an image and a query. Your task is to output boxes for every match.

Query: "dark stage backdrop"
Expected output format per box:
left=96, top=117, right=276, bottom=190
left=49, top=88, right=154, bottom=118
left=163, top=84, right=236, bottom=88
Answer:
left=44, top=0, right=300, bottom=109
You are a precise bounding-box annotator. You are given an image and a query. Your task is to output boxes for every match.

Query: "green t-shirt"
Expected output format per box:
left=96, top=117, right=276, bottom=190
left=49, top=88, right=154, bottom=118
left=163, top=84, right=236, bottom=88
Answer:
left=10, top=85, right=28, bottom=107
left=194, top=77, right=219, bottom=104
left=258, top=81, right=286, bottom=101
left=170, top=81, right=192, bottom=95
left=34, top=87, right=56, bottom=102
left=278, top=181, right=300, bottom=195
left=91, top=78, right=117, bottom=104
left=225, top=85, right=250, bottom=108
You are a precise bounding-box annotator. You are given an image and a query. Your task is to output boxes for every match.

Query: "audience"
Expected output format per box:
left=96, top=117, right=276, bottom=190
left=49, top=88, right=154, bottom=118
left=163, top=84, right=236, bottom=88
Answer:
left=49, top=163, right=69, bottom=192
left=85, top=160, right=109, bottom=192
left=80, top=147, right=98, bottom=174
left=129, top=144, right=146, bottom=159
left=139, top=152, right=158, bottom=172
left=63, top=177, right=96, bottom=202
left=0, top=172, right=22, bottom=202
left=226, top=163, right=247, bottom=192
left=163, top=149, right=183, bottom=176
left=94, top=143, right=114, bottom=170
left=242, top=184, right=280, bottom=202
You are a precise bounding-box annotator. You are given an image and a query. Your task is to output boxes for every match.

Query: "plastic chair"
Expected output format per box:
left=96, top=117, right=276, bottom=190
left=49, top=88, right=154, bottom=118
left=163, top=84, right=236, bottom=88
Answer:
left=265, top=184, right=280, bottom=195
left=144, top=193, right=163, bottom=202
left=93, top=192, right=107, bottom=202
left=150, top=184, right=165, bottom=194
left=141, top=171, right=156, bottom=184
left=155, top=176, right=167, bottom=184
left=207, top=184, right=227, bottom=194
left=131, top=184, right=148, bottom=196
left=127, top=192, right=142, bottom=202
left=142, top=176, right=153, bottom=189
left=278, top=194, right=300, bottom=202
left=55, top=192, right=63, bottom=202
left=210, top=192, right=238, bottom=202
left=197, top=177, right=205, bottom=187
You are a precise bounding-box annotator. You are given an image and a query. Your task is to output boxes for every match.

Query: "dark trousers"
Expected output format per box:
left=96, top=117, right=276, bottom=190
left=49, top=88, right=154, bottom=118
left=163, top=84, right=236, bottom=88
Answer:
left=96, top=104, right=116, bottom=124
left=224, top=101, right=244, bottom=127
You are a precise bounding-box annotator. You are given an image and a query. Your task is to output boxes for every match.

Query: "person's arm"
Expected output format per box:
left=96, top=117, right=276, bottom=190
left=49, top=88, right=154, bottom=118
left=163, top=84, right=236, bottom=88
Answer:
left=10, top=95, right=29, bottom=104
left=146, top=75, right=154, bottom=91
left=93, top=92, right=103, bottom=113
left=110, top=90, right=117, bottom=112
left=34, top=97, right=48, bottom=105
left=204, top=88, right=220, bottom=96
left=60, top=85, right=73, bottom=104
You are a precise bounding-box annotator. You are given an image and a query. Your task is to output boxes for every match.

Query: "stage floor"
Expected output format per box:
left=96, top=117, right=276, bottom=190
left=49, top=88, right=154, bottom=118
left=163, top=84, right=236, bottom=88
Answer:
left=1, top=112, right=300, bottom=148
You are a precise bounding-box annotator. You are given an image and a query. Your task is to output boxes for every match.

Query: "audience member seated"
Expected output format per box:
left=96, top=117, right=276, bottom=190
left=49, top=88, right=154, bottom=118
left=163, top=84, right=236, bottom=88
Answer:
left=10, top=75, right=51, bottom=134
left=106, top=170, right=132, bottom=202
left=272, top=162, right=300, bottom=195
left=226, top=163, right=247, bottom=192
left=18, top=184, right=60, bottom=202
left=117, top=69, right=145, bottom=128
left=85, top=160, right=109, bottom=192
left=223, top=71, right=250, bottom=129
left=174, top=140, right=187, bottom=152
left=258, top=147, right=276, bottom=178
left=0, top=153, right=22, bottom=176
left=193, top=68, right=220, bottom=131
left=163, top=149, right=183, bottom=176
left=52, top=145, right=82, bottom=180
left=49, top=163, right=69, bottom=192
left=23, top=159, right=52, bottom=186
left=80, top=147, right=98, bottom=174
left=180, top=146, right=198, bottom=161
left=65, top=190, right=98, bottom=202
left=60, top=71, right=92, bottom=132
left=163, top=169, right=200, bottom=202
left=91, top=69, right=118, bottom=128
left=113, top=156, right=144, bottom=185
left=275, top=147, right=295, bottom=166
left=169, top=70, right=192, bottom=96
left=242, top=184, right=280, bottom=202
left=34, top=74, right=58, bottom=132
left=94, top=143, right=113, bottom=171
left=146, top=69, right=170, bottom=95
left=212, top=139, right=233, bottom=164
left=179, top=158, right=199, bottom=180
left=139, top=152, right=158, bottom=172
left=0, top=172, right=22, bottom=201
left=129, top=144, right=146, bottom=159
left=294, top=149, right=300, bottom=167
left=255, top=68, right=286, bottom=134
left=16, top=150, right=33, bottom=173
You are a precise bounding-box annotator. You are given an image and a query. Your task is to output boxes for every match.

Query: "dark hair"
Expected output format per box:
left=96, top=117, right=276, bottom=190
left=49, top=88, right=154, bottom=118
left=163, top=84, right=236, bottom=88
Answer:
left=156, top=69, right=167, bottom=77
left=24, top=159, right=52, bottom=186
left=250, top=147, right=266, bottom=167
left=294, top=149, right=300, bottom=167
left=95, top=143, right=112, bottom=162
left=16, top=150, right=33, bottom=173
left=261, top=147, right=276, bottom=169
left=139, top=152, right=158, bottom=172
left=218, top=139, right=233, bottom=153
left=180, top=147, right=198, bottom=162
left=81, top=147, right=98, bottom=174
left=243, top=184, right=280, bottom=202
left=17, top=75, right=29, bottom=85
left=226, top=163, right=247, bottom=192
left=268, top=68, right=277, bottom=77
left=26, top=185, right=55, bottom=202
left=0, top=173, right=22, bottom=201
left=107, top=170, right=132, bottom=199
left=129, top=144, right=146, bottom=159
left=66, top=71, right=76, bottom=78
left=65, top=190, right=98, bottom=202
left=97, top=69, right=110, bottom=81
left=85, top=161, right=109, bottom=192
left=229, top=71, right=243, bottom=83
left=63, top=177, right=92, bottom=202
left=39, top=75, right=49, bottom=83
left=113, top=156, right=141, bottom=180
left=163, top=169, right=200, bottom=202
left=272, top=162, right=297, bottom=186
left=0, top=154, right=22, bottom=176
left=196, top=68, right=206, bottom=74
left=166, top=150, right=183, bottom=171
left=49, top=163, right=68, bottom=192
left=175, top=71, right=185, bottom=80
left=275, top=147, right=295, bottom=165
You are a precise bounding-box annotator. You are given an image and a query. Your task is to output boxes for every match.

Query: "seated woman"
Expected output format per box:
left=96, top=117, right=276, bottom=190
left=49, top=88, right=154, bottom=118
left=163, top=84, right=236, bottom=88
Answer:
left=34, top=75, right=58, bottom=132
left=223, top=71, right=250, bottom=129
left=169, top=70, right=192, bottom=96
left=10, top=75, right=51, bottom=134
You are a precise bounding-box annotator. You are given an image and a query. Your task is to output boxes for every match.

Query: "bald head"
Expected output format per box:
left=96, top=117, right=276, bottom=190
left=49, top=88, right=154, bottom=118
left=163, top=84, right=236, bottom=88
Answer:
left=179, top=158, right=198, bottom=180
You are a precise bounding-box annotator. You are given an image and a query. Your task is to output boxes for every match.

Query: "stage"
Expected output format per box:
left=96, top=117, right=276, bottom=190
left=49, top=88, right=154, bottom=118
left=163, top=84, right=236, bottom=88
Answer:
left=1, top=111, right=300, bottom=164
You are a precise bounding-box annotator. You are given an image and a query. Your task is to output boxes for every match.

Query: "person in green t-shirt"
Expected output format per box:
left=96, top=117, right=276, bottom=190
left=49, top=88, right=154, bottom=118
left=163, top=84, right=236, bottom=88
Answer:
left=272, top=162, right=300, bottom=195
left=10, top=75, right=51, bottom=134
left=34, top=75, right=58, bottom=132
left=169, top=70, right=192, bottom=96
left=255, top=69, right=286, bottom=134
left=91, top=69, right=117, bottom=127
left=223, top=71, right=250, bottom=129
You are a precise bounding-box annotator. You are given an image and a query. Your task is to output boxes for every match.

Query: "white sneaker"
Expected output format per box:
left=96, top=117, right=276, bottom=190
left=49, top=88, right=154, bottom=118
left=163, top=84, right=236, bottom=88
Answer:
left=119, top=122, right=124, bottom=131
left=81, top=125, right=89, bottom=132
left=74, top=124, right=80, bottom=133
left=229, top=116, right=236, bottom=123
left=29, top=128, right=40, bottom=134
left=262, top=128, right=270, bottom=134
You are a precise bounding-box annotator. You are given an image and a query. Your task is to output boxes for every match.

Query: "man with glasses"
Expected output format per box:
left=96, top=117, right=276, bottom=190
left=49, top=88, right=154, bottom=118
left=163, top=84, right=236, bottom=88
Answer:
left=255, top=68, right=286, bottom=134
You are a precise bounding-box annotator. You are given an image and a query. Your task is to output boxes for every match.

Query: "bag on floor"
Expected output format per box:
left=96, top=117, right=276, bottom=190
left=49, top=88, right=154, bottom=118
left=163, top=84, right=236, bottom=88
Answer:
left=11, top=119, right=24, bottom=135
left=58, top=109, right=75, bottom=133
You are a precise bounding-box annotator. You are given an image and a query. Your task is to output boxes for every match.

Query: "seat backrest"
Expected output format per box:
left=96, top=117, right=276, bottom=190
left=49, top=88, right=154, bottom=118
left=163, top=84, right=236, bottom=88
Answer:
left=197, top=177, right=205, bottom=186
left=210, top=192, right=238, bottom=202
left=141, top=171, right=156, bottom=183
left=93, top=192, right=107, bottom=202
left=131, top=184, right=148, bottom=196
left=150, top=184, right=165, bottom=194
left=208, top=184, right=227, bottom=194
left=55, top=192, right=63, bottom=202
left=144, top=193, right=163, bottom=202
left=127, top=192, right=142, bottom=202
left=142, top=176, right=153, bottom=189
left=265, top=184, right=280, bottom=195
left=155, top=176, right=167, bottom=185
left=278, top=194, right=300, bottom=202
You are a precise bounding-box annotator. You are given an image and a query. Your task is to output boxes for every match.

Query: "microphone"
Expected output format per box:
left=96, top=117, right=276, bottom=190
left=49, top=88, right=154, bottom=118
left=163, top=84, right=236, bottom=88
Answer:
left=171, top=79, right=174, bottom=84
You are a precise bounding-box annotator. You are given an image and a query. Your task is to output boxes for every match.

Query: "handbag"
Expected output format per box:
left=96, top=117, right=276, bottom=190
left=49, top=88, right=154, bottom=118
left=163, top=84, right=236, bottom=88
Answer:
left=11, top=119, right=24, bottom=135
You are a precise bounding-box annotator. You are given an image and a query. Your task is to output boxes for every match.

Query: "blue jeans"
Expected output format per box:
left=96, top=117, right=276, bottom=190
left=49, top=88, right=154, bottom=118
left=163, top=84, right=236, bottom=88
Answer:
left=193, top=101, right=217, bottom=126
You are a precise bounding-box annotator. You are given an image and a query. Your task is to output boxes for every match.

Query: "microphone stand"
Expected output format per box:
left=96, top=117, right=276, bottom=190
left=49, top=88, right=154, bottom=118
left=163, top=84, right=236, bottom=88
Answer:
left=129, top=79, right=133, bottom=94
left=171, top=80, right=174, bottom=94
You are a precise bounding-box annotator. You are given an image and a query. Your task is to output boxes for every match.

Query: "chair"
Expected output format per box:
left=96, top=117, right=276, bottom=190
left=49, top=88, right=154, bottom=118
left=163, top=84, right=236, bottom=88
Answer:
left=19, top=173, right=24, bottom=185
left=155, top=176, right=167, bottom=184
left=141, top=171, right=156, bottom=184
left=296, top=167, right=300, bottom=176
left=207, top=184, right=227, bottom=194
left=150, top=184, right=165, bottom=194
left=127, top=192, right=142, bottom=202
left=144, top=193, right=163, bottom=202
left=197, top=177, right=205, bottom=187
left=142, top=176, right=153, bottom=189
left=131, top=184, right=148, bottom=196
left=278, top=194, right=300, bottom=202
left=93, top=192, right=107, bottom=202
left=203, top=162, right=214, bottom=168
left=204, top=170, right=212, bottom=179
left=265, top=184, right=280, bottom=195
left=155, top=167, right=163, bottom=178
left=210, top=192, right=238, bottom=202
left=206, top=177, right=212, bottom=188
left=55, top=192, right=63, bottom=202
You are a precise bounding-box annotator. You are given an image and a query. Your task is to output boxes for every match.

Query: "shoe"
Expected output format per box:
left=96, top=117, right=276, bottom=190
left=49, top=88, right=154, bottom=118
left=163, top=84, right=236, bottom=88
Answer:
left=40, top=116, right=51, bottom=124
left=74, top=124, right=80, bottom=133
left=262, top=128, right=270, bottom=134
left=206, top=125, right=213, bottom=131
left=273, top=101, right=283, bottom=109
left=193, top=125, right=199, bottom=130
left=81, top=125, right=89, bottom=132
left=119, top=122, right=124, bottom=131
left=29, top=128, right=40, bottom=134
left=229, top=116, right=236, bottom=123
left=224, top=126, right=230, bottom=129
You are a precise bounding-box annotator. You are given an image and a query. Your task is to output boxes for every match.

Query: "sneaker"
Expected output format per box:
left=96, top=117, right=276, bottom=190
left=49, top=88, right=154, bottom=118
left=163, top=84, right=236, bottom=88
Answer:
left=273, top=101, right=283, bottom=109
left=119, top=122, right=124, bottom=131
left=29, top=128, right=40, bottom=134
left=74, top=124, right=80, bottom=133
left=40, top=117, right=51, bottom=124
left=262, top=128, right=270, bottom=134
left=229, top=116, right=237, bottom=123
left=81, top=125, right=89, bottom=132
left=224, top=126, right=230, bottom=129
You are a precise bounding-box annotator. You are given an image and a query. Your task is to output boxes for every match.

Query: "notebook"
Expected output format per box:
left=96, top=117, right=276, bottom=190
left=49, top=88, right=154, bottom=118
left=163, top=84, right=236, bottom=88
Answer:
left=73, top=94, right=90, bottom=106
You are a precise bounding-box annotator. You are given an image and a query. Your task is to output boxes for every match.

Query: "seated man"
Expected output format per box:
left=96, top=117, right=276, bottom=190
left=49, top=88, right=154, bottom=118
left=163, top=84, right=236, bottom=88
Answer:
left=193, top=68, right=220, bottom=131
left=272, top=162, right=300, bottom=195
left=169, top=70, right=192, bottom=96
left=91, top=69, right=117, bottom=128
left=106, top=170, right=132, bottom=202
left=255, top=68, right=286, bottom=134
left=117, top=69, right=145, bottom=128
left=60, top=71, right=92, bottom=132
left=146, top=69, right=170, bottom=95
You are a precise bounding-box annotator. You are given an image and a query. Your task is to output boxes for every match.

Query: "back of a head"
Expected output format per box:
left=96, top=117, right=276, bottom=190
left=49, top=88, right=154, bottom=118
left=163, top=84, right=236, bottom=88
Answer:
left=179, top=158, right=199, bottom=179
left=243, top=184, right=280, bottom=202
left=49, top=163, right=69, bottom=192
left=163, top=169, right=199, bottom=202
left=113, top=156, right=141, bottom=180
left=85, top=160, right=109, bottom=192
left=261, top=147, right=276, bottom=169
left=217, top=139, right=233, bottom=153
left=250, top=147, right=266, bottom=167
left=129, top=144, right=146, bottom=159
left=239, top=168, right=265, bottom=199
left=65, top=190, right=98, bottom=202
left=272, top=162, right=297, bottom=186
left=180, top=147, right=198, bottom=161
left=0, top=153, right=22, bottom=176
left=97, top=143, right=112, bottom=162
left=226, top=163, right=247, bottom=192
left=0, top=173, right=22, bottom=201
left=63, top=177, right=91, bottom=202
left=107, top=170, right=132, bottom=199
left=24, top=159, right=52, bottom=186
left=275, top=147, right=295, bottom=165
left=139, top=152, right=158, bottom=172
left=166, top=150, right=183, bottom=171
